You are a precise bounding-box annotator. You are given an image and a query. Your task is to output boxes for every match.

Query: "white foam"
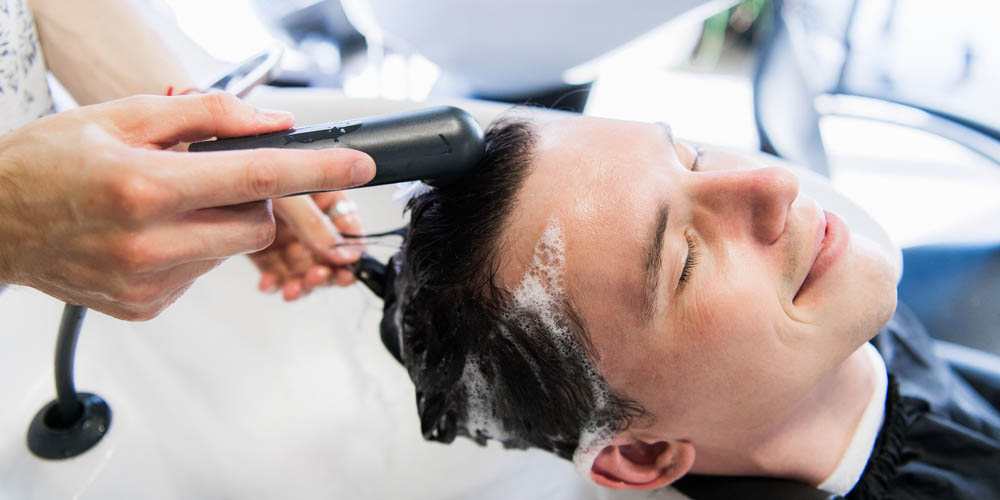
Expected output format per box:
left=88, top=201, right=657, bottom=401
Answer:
left=508, top=219, right=577, bottom=361
left=573, top=426, right=616, bottom=479
left=451, top=217, right=617, bottom=477
left=392, top=181, right=434, bottom=205
left=507, top=217, right=617, bottom=479
left=461, top=358, right=510, bottom=442
left=510, top=220, right=565, bottom=325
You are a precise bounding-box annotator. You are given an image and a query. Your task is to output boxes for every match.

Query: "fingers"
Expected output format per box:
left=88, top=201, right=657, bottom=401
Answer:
left=333, top=267, right=356, bottom=287
left=290, top=265, right=351, bottom=301
left=248, top=243, right=356, bottom=301
left=258, top=271, right=280, bottom=293
left=247, top=249, right=290, bottom=293
left=106, top=93, right=296, bottom=147
left=282, top=241, right=317, bottom=276
left=181, top=201, right=278, bottom=257
left=304, top=265, right=332, bottom=289
left=261, top=262, right=356, bottom=301
left=246, top=193, right=367, bottom=301
left=105, top=201, right=277, bottom=273
left=80, top=94, right=376, bottom=219
left=313, top=191, right=365, bottom=238
left=151, top=146, right=375, bottom=210
left=273, top=195, right=361, bottom=264
left=282, top=279, right=306, bottom=301
left=248, top=239, right=335, bottom=301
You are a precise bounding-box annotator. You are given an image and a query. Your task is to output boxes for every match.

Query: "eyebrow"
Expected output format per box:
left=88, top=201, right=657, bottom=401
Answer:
left=640, top=202, right=670, bottom=324
left=638, top=122, right=679, bottom=325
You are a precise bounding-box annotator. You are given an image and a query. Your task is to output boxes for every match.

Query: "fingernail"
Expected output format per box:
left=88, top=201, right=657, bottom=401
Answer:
left=261, top=108, right=294, bottom=124
left=337, top=247, right=360, bottom=261
left=259, top=276, right=279, bottom=293
left=315, top=267, right=332, bottom=280
left=350, top=157, right=376, bottom=186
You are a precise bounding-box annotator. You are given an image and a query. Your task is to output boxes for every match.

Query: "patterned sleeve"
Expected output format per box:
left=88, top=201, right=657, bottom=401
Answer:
left=0, top=0, right=54, bottom=134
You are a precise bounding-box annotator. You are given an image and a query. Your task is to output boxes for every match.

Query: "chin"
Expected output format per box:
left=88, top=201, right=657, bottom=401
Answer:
left=847, top=235, right=899, bottom=342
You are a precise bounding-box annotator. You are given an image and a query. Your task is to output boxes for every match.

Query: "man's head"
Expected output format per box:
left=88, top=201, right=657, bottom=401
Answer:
left=389, top=114, right=898, bottom=490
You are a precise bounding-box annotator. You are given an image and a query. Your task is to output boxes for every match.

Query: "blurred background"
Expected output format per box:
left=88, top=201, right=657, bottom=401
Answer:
left=161, top=0, right=1000, bottom=249
left=4, top=1, right=999, bottom=499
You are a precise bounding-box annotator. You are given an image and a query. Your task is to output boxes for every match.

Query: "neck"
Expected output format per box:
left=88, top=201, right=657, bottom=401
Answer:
left=695, top=345, right=878, bottom=485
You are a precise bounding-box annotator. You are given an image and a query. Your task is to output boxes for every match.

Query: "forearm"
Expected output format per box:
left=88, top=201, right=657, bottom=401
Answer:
left=29, top=0, right=209, bottom=104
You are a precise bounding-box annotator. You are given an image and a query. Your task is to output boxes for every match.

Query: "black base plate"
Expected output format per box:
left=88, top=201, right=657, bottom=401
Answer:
left=27, top=392, right=112, bottom=460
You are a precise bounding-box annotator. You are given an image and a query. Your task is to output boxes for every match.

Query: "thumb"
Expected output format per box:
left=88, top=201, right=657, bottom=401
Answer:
left=272, top=195, right=361, bottom=266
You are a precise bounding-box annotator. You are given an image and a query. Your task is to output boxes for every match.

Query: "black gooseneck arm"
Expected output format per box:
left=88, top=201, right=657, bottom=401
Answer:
left=53, top=304, right=87, bottom=426
left=27, top=303, right=112, bottom=459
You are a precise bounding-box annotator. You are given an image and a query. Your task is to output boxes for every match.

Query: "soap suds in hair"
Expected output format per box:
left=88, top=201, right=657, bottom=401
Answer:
left=460, top=358, right=509, bottom=443
left=462, top=216, right=617, bottom=477
left=393, top=181, right=434, bottom=205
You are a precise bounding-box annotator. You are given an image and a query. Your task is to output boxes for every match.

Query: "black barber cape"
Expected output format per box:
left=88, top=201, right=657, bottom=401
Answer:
left=848, top=305, right=1000, bottom=499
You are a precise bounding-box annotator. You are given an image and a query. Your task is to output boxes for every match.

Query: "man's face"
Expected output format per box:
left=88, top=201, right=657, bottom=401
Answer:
left=498, top=116, right=897, bottom=446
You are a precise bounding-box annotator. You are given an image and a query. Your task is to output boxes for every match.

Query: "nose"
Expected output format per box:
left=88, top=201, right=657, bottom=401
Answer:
left=690, top=166, right=799, bottom=245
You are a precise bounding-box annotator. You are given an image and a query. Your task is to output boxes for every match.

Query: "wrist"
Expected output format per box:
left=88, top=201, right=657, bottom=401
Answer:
left=0, top=136, right=23, bottom=285
left=0, top=209, right=14, bottom=286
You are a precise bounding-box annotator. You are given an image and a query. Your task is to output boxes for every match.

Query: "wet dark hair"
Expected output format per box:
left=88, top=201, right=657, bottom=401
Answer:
left=381, top=117, right=646, bottom=461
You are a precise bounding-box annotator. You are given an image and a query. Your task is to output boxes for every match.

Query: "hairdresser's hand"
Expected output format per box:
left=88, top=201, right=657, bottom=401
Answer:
left=248, top=192, right=362, bottom=301
left=0, top=93, right=375, bottom=320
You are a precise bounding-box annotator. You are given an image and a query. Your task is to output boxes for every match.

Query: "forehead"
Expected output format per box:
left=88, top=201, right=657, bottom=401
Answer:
left=497, top=115, right=674, bottom=329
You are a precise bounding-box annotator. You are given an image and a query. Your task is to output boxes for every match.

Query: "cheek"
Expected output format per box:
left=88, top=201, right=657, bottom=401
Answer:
left=659, top=298, right=734, bottom=372
left=684, top=288, right=789, bottom=375
left=676, top=271, right=809, bottom=385
left=681, top=252, right=786, bottom=348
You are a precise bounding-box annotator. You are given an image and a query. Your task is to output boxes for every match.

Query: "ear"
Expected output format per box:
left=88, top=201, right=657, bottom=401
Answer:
left=589, top=436, right=695, bottom=490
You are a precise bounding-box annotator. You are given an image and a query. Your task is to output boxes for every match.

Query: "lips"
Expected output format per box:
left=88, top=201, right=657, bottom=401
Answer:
left=794, top=210, right=849, bottom=301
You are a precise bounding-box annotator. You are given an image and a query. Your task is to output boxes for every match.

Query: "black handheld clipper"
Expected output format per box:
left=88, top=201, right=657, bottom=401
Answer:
left=191, top=106, right=485, bottom=307
left=189, top=105, right=485, bottom=188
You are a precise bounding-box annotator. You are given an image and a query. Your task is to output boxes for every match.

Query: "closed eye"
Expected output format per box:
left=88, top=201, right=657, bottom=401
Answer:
left=678, top=229, right=699, bottom=290
left=691, top=147, right=703, bottom=172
